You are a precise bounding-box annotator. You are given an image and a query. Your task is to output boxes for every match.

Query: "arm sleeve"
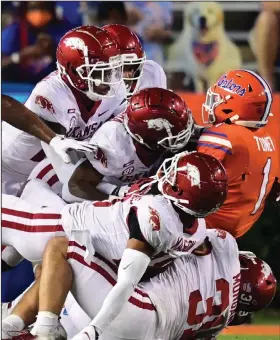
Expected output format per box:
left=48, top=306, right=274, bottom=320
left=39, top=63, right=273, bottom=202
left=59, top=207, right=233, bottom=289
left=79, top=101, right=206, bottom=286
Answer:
left=112, top=98, right=128, bottom=116
left=111, top=82, right=128, bottom=116
left=134, top=197, right=175, bottom=252
left=90, top=248, right=150, bottom=333
left=154, top=62, right=167, bottom=89
left=197, top=124, right=233, bottom=162
left=85, top=123, right=126, bottom=177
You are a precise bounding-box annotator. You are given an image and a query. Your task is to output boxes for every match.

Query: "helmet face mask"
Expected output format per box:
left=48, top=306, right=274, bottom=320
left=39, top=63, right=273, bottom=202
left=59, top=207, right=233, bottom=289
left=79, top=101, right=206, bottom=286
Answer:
left=102, top=24, right=146, bottom=98
left=56, top=26, right=123, bottom=101
left=122, top=52, right=146, bottom=97
left=75, top=55, right=123, bottom=99
left=156, top=151, right=228, bottom=217
left=202, top=88, right=225, bottom=124
left=157, top=112, right=194, bottom=152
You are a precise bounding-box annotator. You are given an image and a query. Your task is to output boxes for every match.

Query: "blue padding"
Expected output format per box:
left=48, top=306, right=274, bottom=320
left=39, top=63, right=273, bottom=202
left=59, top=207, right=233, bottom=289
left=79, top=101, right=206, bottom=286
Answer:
left=2, top=260, right=35, bottom=302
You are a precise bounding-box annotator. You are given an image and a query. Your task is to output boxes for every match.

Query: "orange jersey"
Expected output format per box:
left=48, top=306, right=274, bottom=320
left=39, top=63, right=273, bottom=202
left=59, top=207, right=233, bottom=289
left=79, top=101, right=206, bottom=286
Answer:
left=197, top=120, right=279, bottom=238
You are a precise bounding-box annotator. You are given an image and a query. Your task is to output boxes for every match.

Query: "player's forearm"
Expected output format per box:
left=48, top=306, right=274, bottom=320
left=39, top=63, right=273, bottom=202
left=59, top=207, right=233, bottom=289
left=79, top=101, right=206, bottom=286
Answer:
left=91, top=248, right=150, bottom=334
left=68, top=180, right=109, bottom=201
left=1, top=94, right=56, bottom=144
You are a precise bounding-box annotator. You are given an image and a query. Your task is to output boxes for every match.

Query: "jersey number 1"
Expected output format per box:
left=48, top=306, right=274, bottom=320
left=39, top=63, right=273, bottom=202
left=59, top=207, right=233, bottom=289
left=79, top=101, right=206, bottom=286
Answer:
left=251, top=158, right=272, bottom=215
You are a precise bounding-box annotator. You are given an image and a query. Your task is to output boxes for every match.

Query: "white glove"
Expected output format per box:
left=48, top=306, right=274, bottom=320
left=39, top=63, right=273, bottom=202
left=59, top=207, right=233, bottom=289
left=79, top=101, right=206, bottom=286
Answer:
left=70, top=325, right=99, bottom=340
left=49, top=135, right=98, bottom=164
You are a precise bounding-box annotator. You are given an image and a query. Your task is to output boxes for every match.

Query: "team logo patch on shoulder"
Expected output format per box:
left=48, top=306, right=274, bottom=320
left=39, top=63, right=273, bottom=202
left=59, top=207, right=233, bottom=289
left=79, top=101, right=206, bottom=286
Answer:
left=185, top=163, right=201, bottom=188
left=217, top=75, right=246, bottom=97
left=35, top=95, right=55, bottom=114
left=148, top=206, right=160, bottom=231
left=216, top=229, right=227, bottom=239
left=144, top=118, right=174, bottom=131
left=94, top=147, right=107, bottom=168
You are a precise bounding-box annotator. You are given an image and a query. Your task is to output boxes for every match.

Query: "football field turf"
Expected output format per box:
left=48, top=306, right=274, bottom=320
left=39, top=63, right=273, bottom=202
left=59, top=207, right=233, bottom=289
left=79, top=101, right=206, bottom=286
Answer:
left=218, top=324, right=280, bottom=340
left=219, top=336, right=279, bottom=340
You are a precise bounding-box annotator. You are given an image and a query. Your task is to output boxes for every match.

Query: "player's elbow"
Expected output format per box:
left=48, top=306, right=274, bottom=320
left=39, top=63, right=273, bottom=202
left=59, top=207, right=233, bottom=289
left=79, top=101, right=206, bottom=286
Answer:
left=68, top=169, right=80, bottom=192
left=68, top=177, right=80, bottom=197
left=68, top=165, right=89, bottom=196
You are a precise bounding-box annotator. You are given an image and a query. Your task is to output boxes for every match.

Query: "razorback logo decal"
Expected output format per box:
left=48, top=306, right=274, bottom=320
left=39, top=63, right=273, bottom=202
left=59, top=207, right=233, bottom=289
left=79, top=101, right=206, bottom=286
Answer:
left=144, top=118, right=174, bottom=131
left=185, top=162, right=201, bottom=188
left=94, top=147, right=107, bottom=168
left=148, top=206, right=160, bottom=231
left=35, top=95, right=55, bottom=114
left=216, top=228, right=227, bottom=239
left=64, top=37, right=85, bottom=51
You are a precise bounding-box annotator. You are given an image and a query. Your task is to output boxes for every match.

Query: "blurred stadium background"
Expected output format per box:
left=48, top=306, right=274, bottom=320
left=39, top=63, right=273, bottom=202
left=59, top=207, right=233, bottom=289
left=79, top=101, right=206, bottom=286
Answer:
left=1, top=1, right=280, bottom=338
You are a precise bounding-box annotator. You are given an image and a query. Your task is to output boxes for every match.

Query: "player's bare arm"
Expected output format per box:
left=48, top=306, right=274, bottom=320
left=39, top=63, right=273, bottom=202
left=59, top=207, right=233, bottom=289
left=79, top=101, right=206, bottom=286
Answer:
left=2, top=95, right=97, bottom=164
left=68, top=159, right=108, bottom=201
left=82, top=238, right=153, bottom=338
left=2, top=94, right=57, bottom=144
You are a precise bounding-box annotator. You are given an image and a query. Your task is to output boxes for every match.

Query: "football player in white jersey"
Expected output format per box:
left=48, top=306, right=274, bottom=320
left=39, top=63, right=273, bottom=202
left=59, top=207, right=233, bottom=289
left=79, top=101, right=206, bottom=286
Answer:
left=102, top=24, right=167, bottom=98
left=1, top=94, right=96, bottom=270
left=25, top=24, right=169, bottom=201
left=2, top=151, right=228, bottom=339
left=2, top=94, right=96, bottom=164
left=64, top=87, right=194, bottom=202
left=2, top=25, right=127, bottom=196
left=3, top=232, right=277, bottom=340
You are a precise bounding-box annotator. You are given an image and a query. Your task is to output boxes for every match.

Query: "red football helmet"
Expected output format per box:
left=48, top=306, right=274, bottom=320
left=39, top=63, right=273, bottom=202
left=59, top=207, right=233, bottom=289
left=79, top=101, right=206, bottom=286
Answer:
left=56, top=25, right=123, bottom=101
left=124, top=88, right=194, bottom=152
left=157, top=151, right=228, bottom=217
left=103, top=24, right=145, bottom=97
left=230, top=252, right=277, bottom=325
left=202, top=69, right=273, bottom=128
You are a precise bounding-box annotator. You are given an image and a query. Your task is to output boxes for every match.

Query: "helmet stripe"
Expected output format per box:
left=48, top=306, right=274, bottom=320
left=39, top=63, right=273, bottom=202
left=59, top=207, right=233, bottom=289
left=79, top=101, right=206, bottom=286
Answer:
left=238, top=69, right=272, bottom=123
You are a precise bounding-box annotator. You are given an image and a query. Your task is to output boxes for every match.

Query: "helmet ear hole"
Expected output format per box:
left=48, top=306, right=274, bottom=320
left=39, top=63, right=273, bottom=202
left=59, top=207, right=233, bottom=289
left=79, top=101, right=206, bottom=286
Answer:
left=222, top=109, right=233, bottom=114
left=172, top=185, right=183, bottom=196
left=172, top=185, right=179, bottom=192
left=248, top=84, right=253, bottom=92
left=71, top=66, right=78, bottom=75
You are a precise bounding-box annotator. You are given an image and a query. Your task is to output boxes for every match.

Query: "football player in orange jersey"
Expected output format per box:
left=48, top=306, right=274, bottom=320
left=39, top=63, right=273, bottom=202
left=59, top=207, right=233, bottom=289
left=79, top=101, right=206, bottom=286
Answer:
left=197, top=69, right=279, bottom=237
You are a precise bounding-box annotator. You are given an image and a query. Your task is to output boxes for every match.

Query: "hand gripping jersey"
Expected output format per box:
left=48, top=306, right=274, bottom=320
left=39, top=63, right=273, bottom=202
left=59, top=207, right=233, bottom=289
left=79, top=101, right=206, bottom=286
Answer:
left=61, top=193, right=207, bottom=267
left=86, top=113, right=159, bottom=185
left=139, top=229, right=241, bottom=340
left=197, top=122, right=279, bottom=237
left=1, top=71, right=127, bottom=188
